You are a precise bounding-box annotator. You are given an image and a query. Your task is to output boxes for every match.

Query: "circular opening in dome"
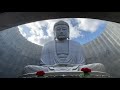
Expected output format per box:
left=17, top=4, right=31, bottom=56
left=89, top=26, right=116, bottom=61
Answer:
left=18, top=18, right=107, bottom=46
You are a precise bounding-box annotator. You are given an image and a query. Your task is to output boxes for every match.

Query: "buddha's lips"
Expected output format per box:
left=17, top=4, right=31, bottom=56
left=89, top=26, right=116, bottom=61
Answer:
left=59, top=35, right=65, bottom=36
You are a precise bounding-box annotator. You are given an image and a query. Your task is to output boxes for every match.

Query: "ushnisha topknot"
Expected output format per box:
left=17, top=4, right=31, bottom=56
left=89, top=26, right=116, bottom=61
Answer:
left=54, top=20, right=69, bottom=29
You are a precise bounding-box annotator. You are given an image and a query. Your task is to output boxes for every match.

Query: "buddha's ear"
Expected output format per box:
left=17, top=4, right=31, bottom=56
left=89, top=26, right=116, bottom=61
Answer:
left=67, top=29, right=70, bottom=39
left=53, top=27, right=56, bottom=39
left=54, top=31, right=56, bottom=40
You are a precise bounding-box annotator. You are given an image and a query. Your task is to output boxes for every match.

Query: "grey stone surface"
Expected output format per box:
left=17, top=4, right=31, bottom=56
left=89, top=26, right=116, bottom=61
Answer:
left=23, top=21, right=105, bottom=75
left=83, top=22, right=120, bottom=77
left=0, top=21, right=120, bottom=77
left=1, top=12, right=120, bottom=31
left=0, top=27, right=42, bottom=78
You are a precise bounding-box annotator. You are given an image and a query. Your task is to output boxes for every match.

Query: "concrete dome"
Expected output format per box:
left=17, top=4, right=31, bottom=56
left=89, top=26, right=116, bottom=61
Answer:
left=0, top=12, right=120, bottom=78
left=82, top=21, right=120, bottom=77
left=0, top=27, right=42, bottom=77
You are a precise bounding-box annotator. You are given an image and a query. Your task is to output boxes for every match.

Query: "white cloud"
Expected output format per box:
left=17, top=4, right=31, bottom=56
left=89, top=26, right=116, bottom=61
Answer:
left=77, top=18, right=105, bottom=32
left=18, top=26, right=27, bottom=37
left=67, top=18, right=105, bottom=39
left=18, top=18, right=106, bottom=46
left=27, top=35, right=37, bottom=44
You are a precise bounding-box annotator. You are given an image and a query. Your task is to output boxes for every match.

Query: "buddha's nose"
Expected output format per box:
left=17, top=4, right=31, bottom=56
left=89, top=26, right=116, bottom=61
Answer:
left=60, top=30, right=63, bottom=33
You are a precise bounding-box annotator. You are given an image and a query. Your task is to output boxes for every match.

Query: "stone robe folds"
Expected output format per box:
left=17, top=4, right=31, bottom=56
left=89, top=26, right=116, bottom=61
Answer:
left=41, top=40, right=85, bottom=65
left=23, top=40, right=106, bottom=74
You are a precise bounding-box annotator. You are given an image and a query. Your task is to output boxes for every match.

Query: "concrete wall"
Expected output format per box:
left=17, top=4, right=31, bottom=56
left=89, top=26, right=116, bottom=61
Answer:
left=0, top=21, right=120, bottom=78
left=82, top=21, right=120, bottom=77
left=1, top=12, right=120, bottom=31
left=0, top=27, right=42, bottom=78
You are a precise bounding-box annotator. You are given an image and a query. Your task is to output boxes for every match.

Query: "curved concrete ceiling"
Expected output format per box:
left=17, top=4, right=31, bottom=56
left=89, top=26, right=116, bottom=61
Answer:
left=0, top=12, right=120, bottom=78
left=0, top=12, right=120, bottom=31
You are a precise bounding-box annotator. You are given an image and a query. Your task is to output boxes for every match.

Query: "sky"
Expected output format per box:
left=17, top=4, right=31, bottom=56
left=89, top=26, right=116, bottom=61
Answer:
left=18, top=18, right=107, bottom=46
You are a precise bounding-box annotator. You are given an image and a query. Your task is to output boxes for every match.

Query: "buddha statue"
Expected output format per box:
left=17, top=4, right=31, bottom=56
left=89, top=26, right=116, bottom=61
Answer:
left=23, top=20, right=105, bottom=74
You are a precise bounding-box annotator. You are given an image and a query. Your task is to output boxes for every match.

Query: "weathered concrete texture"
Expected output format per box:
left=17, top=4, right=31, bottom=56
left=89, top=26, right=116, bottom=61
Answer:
left=0, top=21, right=120, bottom=78
left=1, top=12, right=120, bottom=31
left=82, top=21, right=120, bottom=78
left=0, top=27, right=42, bottom=78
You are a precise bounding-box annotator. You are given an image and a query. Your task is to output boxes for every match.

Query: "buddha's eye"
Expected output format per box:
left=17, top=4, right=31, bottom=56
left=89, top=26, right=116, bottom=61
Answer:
left=56, top=27, right=61, bottom=31
left=62, top=28, right=67, bottom=31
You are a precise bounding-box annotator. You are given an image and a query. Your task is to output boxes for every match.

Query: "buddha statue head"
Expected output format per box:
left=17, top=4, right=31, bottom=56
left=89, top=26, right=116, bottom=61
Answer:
left=53, top=20, right=69, bottom=40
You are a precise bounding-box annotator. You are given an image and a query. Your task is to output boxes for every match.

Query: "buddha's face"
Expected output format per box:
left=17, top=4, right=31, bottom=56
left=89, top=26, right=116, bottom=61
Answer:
left=54, top=24, right=69, bottom=40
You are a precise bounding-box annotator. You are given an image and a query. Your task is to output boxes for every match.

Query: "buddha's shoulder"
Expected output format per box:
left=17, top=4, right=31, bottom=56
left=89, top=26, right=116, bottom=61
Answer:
left=44, top=40, right=54, bottom=46
left=69, top=40, right=81, bottom=46
left=44, top=40, right=82, bottom=47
